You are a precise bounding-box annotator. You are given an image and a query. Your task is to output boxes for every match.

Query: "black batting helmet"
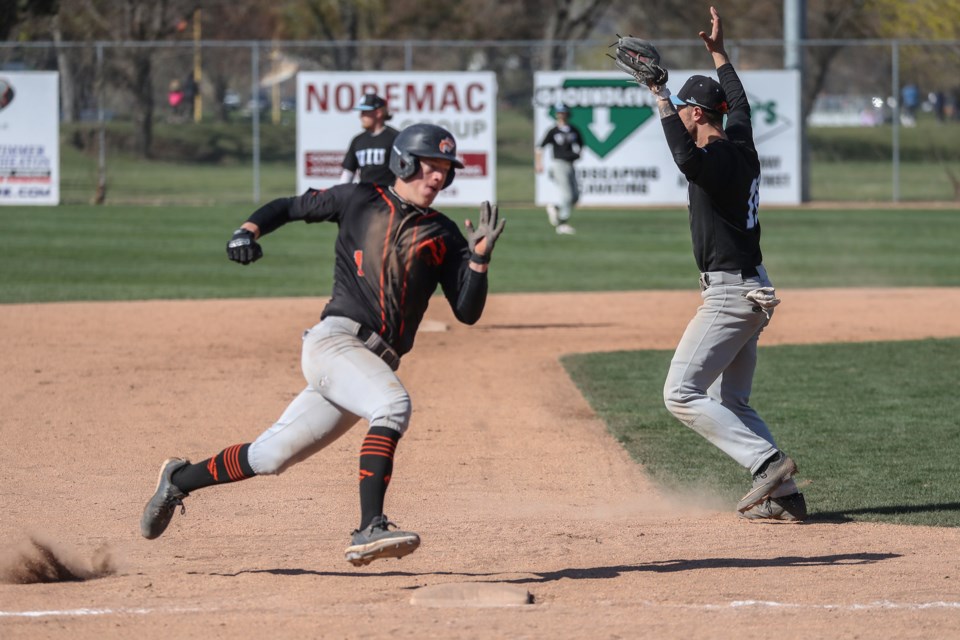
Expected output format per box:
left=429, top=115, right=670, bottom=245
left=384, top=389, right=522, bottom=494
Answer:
left=390, top=123, right=464, bottom=189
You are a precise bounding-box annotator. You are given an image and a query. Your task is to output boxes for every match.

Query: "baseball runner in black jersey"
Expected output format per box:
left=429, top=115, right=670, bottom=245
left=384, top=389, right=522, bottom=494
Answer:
left=340, top=93, right=399, bottom=186
left=140, top=124, right=506, bottom=565
left=535, top=103, right=583, bottom=235
left=644, top=7, right=804, bottom=522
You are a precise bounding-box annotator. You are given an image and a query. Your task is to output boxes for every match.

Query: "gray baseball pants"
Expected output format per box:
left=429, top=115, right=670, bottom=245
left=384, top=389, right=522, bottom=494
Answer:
left=550, top=158, right=579, bottom=223
left=247, top=316, right=411, bottom=476
left=663, top=265, right=787, bottom=477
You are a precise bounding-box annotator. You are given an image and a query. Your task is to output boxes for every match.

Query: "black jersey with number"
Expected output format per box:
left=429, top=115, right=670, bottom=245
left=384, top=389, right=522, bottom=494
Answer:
left=661, top=64, right=762, bottom=273
left=539, top=125, right=583, bottom=162
left=342, top=126, right=399, bottom=185
left=246, top=183, right=487, bottom=356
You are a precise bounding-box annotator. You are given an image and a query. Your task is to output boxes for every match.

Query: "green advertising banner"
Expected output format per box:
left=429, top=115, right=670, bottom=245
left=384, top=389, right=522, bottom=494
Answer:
left=533, top=70, right=800, bottom=207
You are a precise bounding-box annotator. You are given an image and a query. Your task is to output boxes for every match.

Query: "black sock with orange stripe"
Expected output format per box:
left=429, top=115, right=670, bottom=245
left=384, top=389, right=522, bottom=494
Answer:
left=170, top=443, right=256, bottom=493
left=358, top=426, right=400, bottom=531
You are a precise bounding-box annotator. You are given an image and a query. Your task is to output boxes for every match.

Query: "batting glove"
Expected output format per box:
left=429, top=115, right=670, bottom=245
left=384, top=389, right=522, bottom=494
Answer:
left=465, top=201, right=506, bottom=264
left=226, top=228, right=263, bottom=265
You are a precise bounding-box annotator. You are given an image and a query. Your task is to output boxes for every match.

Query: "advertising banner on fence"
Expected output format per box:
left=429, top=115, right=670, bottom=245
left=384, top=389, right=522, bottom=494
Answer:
left=534, top=70, right=800, bottom=206
left=297, top=72, right=496, bottom=206
left=0, top=72, right=59, bottom=206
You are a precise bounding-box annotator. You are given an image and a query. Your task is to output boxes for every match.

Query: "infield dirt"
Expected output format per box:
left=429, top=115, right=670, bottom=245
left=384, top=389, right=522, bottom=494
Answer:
left=2, top=289, right=959, bottom=638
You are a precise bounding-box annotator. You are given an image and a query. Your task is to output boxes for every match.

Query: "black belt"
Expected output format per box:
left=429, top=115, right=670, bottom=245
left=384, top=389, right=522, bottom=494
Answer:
left=357, top=325, right=401, bottom=371
left=700, top=266, right=760, bottom=288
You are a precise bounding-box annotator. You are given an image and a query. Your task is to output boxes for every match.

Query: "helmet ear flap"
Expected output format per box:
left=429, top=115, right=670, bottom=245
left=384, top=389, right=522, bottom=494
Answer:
left=390, top=145, right=419, bottom=181
left=393, top=152, right=455, bottom=188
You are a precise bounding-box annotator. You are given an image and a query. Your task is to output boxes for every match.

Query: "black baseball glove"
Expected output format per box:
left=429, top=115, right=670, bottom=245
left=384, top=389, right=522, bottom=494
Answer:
left=612, top=36, right=669, bottom=88
left=226, top=228, right=263, bottom=265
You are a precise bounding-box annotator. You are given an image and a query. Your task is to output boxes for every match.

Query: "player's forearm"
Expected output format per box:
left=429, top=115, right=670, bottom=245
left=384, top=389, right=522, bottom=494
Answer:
left=247, top=197, right=295, bottom=236
left=450, top=268, right=488, bottom=325
left=656, top=95, right=677, bottom=120
left=716, top=63, right=754, bottom=147
left=711, top=49, right=730, bottom=70
left=661, top=114, right=702, bottom=179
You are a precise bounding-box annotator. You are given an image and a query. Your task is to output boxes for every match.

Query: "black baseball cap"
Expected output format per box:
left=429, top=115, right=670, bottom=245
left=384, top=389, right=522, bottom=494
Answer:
left=355, top=93, right=387, bottom=111
left=670, top=75, right=728, bottom=114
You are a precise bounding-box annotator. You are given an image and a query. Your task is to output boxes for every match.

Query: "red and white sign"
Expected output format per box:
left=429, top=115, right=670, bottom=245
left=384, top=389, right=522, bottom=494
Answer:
left=0, top=72, right=59, bottom=205
left=297, top=72, right=497, bottom=206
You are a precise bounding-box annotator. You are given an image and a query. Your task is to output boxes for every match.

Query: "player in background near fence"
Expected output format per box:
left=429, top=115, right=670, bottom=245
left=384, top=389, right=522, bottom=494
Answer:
left=340, top=93, right=399, bottom=186
left=167, top=80, right=185, bottom=121
left=535, top=102, right=583, bottom=235
left=901, top=83, right=920, bottom=127
left=627, top=6, right=805, bottom=521
left=140, top=123, right=506, bottom=566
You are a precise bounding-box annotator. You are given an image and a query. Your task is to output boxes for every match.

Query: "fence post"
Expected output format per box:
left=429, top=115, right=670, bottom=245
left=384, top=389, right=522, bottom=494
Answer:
left=252, top=42, right=261, bottom=205
left=95, top=42, right=106, bottom=205
left=784, top=0, right=810, bottom=202
left=405, top=41, right=413, bottom=71
left=891, top=39, right=900, bottom=202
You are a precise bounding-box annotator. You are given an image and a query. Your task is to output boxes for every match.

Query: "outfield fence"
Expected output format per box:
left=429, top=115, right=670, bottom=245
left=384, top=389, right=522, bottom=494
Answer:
left=1, top=38, right=959, bottom=206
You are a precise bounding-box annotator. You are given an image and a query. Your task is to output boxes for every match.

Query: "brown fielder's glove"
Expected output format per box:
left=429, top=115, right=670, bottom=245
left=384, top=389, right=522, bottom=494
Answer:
left=612, top=36, right=669, bottom=88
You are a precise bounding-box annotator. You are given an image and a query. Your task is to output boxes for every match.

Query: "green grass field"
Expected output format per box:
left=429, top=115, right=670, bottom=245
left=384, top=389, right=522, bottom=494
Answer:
left=7, top=112, right=960, bottom=528
left=4, top=202, right=959, bottom=528
left=564, top=339, right=960, bottom=527
left=4, top=202, right=959, bottom=527
left=2, top=206, right=959, bottom=303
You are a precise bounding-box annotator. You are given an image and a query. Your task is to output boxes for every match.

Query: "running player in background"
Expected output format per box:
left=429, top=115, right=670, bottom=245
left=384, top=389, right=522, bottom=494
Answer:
left=535, top=102, right=583, bottom=235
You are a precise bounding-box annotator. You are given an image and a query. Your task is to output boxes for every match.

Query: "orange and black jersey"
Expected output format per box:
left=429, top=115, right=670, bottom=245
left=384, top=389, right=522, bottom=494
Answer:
left=247, top=183, right=487, bottom=357
left=661, top=63, right=763, bottom=273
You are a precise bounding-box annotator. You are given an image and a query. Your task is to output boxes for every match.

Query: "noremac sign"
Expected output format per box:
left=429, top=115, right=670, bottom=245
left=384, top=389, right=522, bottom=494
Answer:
left=296, top=72, right=496, bottom=206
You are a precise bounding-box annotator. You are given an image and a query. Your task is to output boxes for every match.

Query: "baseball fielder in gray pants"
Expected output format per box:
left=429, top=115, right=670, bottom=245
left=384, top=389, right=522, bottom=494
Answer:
left=536, top=102, right=583, bottom=235
left=636, top=7, right=804, bottom=521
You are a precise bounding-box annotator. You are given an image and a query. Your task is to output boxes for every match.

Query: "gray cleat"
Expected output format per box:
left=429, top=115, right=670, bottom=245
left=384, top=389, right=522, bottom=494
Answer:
left=739, top=492, right=807, bottom=522
left=140, top=457, right=189, bottom=540
left=344, top=515, right=420, bottom=567
left=737, top=451, right=797, bottom=513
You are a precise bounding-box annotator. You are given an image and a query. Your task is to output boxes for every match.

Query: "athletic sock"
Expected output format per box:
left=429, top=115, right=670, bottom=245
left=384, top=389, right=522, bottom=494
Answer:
left=357, top=426, right=400, bottom=531
left=171, top=443, right=256, bottom=493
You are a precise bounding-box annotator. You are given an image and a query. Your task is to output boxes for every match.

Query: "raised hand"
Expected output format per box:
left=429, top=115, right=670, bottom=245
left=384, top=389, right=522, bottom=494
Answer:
left=464, top=201, right=506, bottom=262
left=699, top=6, right=726, bottom=56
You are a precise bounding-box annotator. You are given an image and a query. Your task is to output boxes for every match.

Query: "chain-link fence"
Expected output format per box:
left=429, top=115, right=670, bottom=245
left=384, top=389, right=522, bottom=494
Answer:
left=2, top=38, right=958, bottom=205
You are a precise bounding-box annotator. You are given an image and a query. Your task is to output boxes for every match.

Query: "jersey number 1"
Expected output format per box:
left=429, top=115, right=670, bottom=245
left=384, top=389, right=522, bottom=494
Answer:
left=354, top=250, right=365, bottom=277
